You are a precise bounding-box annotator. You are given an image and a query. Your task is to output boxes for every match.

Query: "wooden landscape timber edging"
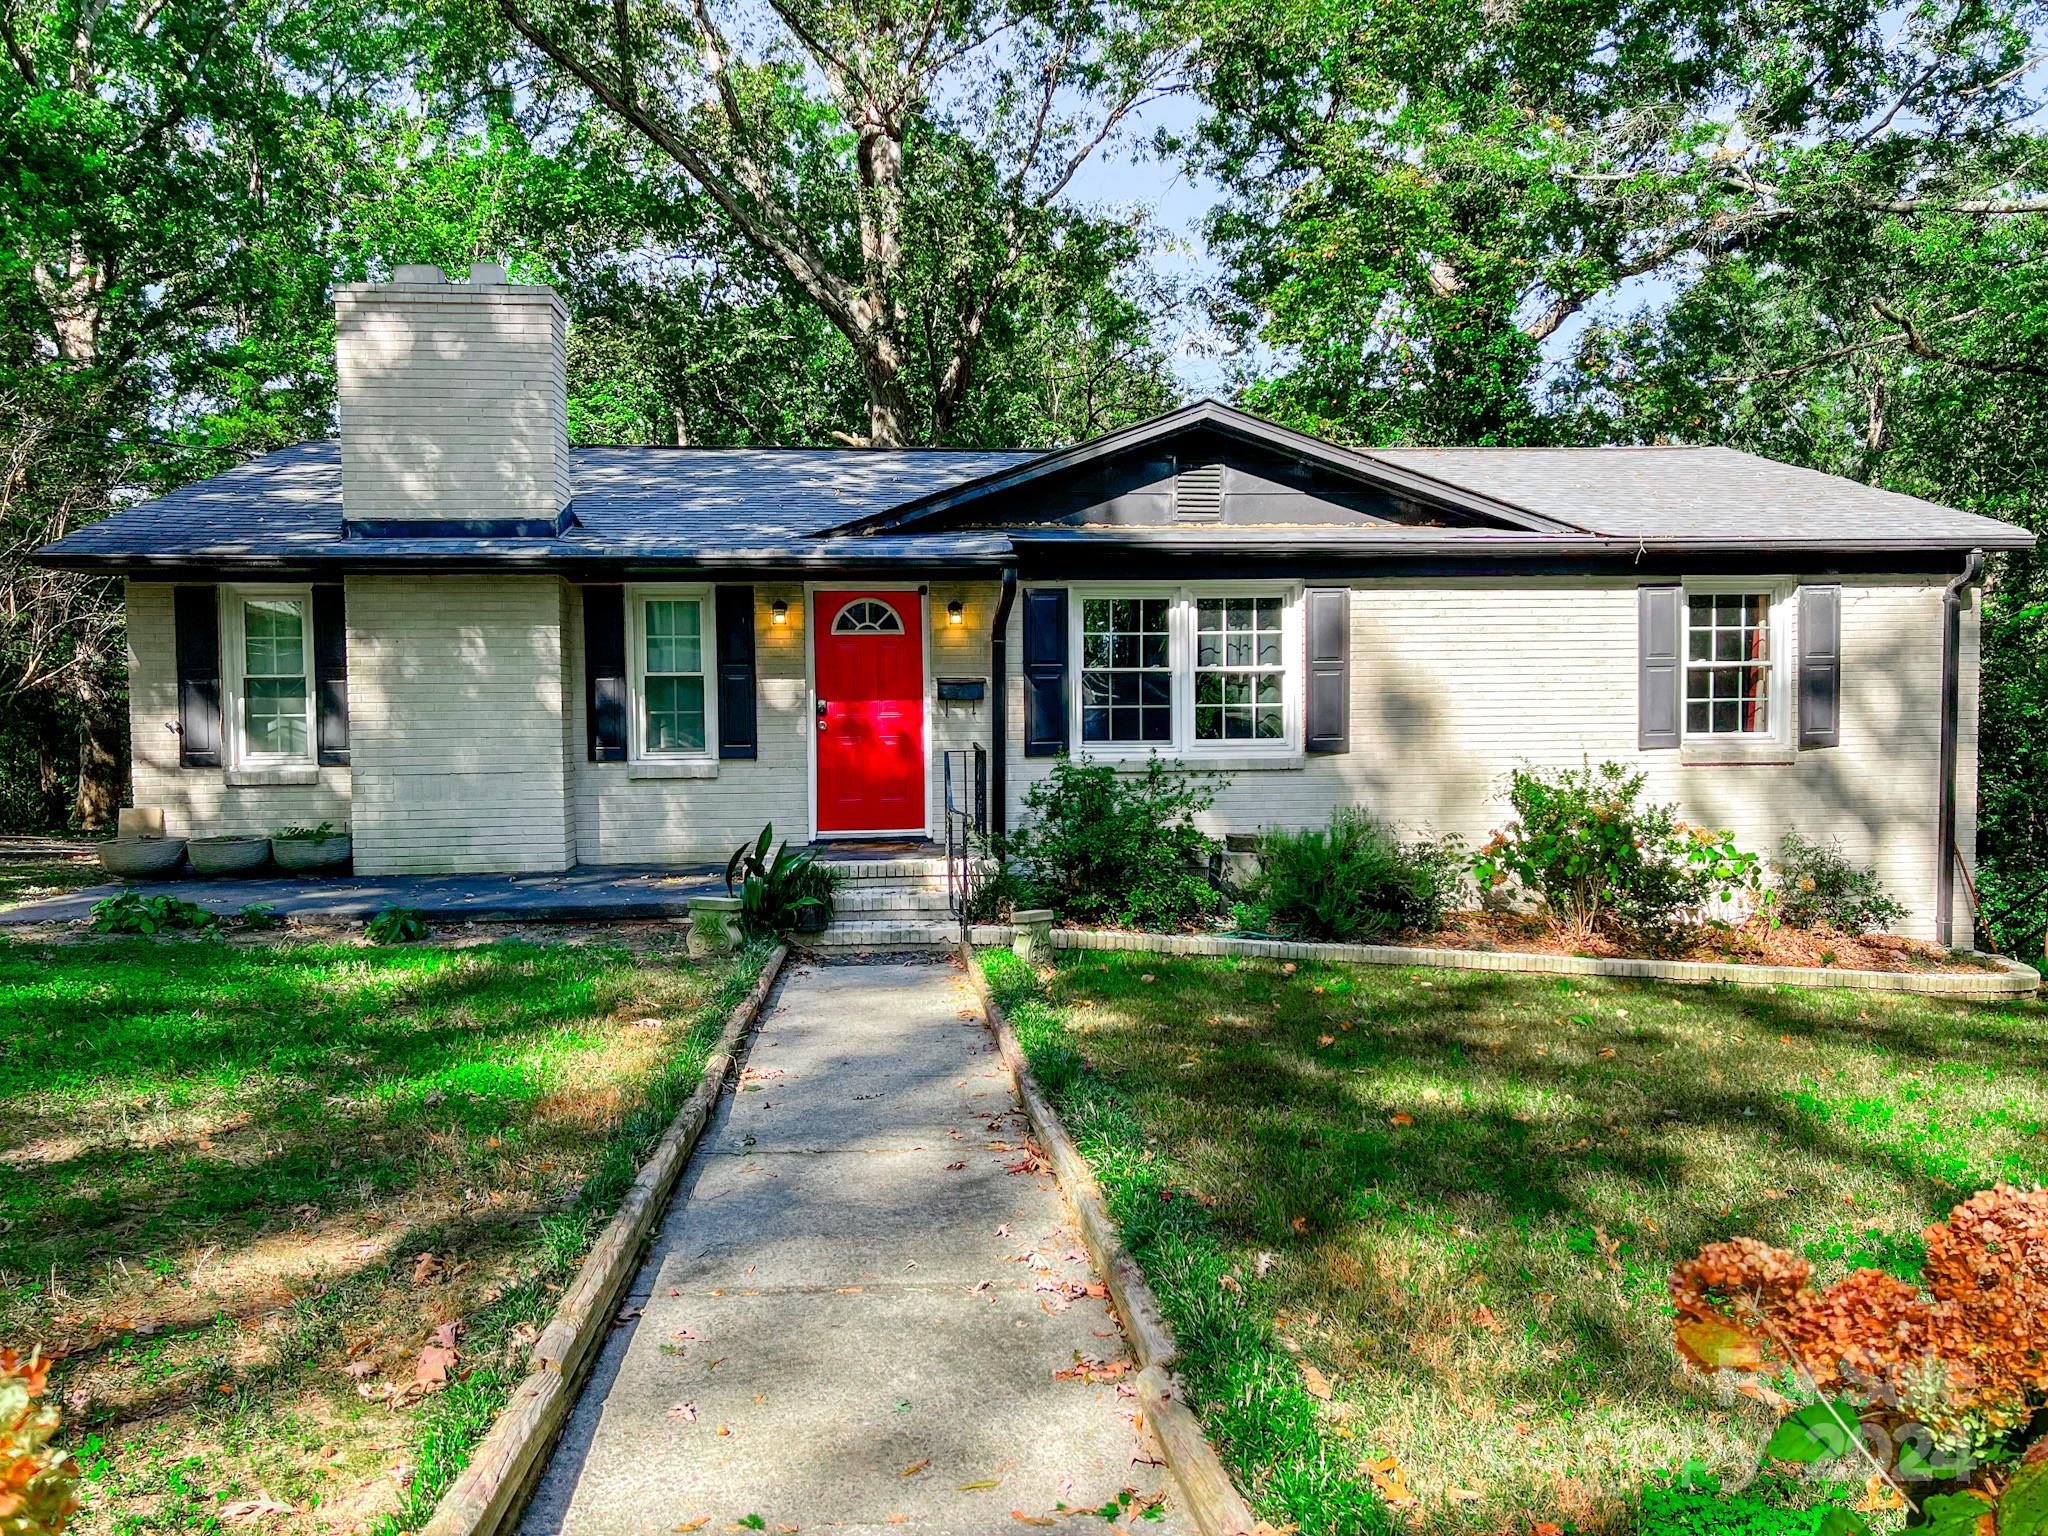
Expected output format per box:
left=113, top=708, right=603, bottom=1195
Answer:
left=419, top=943, right=790, bottom=1536
left=962, top=943, right=1260, bottom=1536
left=1050, top=927, right=2041, bottom=997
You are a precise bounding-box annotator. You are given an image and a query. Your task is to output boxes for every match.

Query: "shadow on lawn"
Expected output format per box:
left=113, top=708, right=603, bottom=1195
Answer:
left=1047, top=951, right=2048, bottom=1487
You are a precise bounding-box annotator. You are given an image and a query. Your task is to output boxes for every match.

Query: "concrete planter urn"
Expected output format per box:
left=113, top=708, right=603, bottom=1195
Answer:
left=272, top=834, right=352, bottom=873
left=687, top=894, right=745, bottom=957
left=1011, top=908, right=1056, bottom=966
left=99, top=837, right=187, bottom=879
left=187, top=835, right=271, bottom=877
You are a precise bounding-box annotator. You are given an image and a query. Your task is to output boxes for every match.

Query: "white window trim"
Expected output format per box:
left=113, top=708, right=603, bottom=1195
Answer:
left=1067, top=582, right=1303, bottom=759
left=627, top=583, right=719, bottom=763
left=1679, top=576, right=1792, bottom=748
left=221, top=583, right=316, bottom=769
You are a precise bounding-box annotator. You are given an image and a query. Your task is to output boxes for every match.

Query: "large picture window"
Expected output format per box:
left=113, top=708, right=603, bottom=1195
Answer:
left=630, top=588, right=715, bottom=759
left=225, top=587, right=314, bottom=765
left=1079, top=597, right=1172, bottom=745
left=1685, top=591, right=1776, bottom=737
left=1194, top=596, right=1285, bottom=741
left=1070, top=586, right=1299, bottom=754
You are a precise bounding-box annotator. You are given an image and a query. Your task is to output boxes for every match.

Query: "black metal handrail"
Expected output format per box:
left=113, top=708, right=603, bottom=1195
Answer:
left=942, top=745, right=987, bottom=935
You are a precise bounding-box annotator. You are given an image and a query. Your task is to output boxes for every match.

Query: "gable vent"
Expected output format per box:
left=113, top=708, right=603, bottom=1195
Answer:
left=1175, top=460, right=1226, bottom=520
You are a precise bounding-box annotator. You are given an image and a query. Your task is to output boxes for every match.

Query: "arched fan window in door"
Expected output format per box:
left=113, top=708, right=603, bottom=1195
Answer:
left=832, top=598, right=905, bottom=635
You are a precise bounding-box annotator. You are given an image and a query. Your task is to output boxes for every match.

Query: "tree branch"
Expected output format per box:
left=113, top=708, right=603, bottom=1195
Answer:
left=1870, top=298, right=2048, bottom=377
left=0, top=0, right=38, bottom=86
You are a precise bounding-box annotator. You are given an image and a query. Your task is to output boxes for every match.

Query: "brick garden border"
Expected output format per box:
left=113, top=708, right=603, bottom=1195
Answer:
left=1049, top=928, right=2041, bottom=997
left=419, top=943, right=790, bottom=1536
left=963, top=944, right=1259, bottom=1536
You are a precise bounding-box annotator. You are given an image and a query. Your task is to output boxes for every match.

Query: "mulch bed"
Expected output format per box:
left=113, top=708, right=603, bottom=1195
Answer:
left=1418, top=909, right=1995, bottom=974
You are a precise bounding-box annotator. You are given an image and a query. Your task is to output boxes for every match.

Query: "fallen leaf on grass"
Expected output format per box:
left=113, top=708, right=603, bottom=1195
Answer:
left=1317, top=1035, right=1335, bottom=1048
left=1300, top=1363, right=1334, bottom=1400
left=1388, top=1112, right=1414, bottom=1128
left=672, top=1522, right=708, bottom=1533
left=944, top=1162, right=967, bottom=1172
left=899, top=1459, right=930, bottom=1477
left=411, top=1252, right=444, bottom=1286
left=221, top=1493, right=296, bottom=1523
left=1676, top=1318, right=1761, bottom=1372
left=1011, top=1513, right=1056, bottom=1527
left=1855, top=1474, right=1904, bottom=1513
left=1362, top=1456, right=1418, bottom=1508
left=958, top=1478, right=1002, bottom=1491
left=411, top=1343, right=460, bottom=1396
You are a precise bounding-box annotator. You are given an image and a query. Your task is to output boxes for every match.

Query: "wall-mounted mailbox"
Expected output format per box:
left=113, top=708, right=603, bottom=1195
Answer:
left=937, top=677, right=986, bottom=702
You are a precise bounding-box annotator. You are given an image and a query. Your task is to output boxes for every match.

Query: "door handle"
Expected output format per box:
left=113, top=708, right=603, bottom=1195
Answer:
left=816, top=699, right=828, bottom=733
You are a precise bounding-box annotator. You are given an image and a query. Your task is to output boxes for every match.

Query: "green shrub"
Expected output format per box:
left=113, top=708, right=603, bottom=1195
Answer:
left=1007, top=757, right=1223, bottom=930
left=1772, top=832, right=1908, bottom=933
left=1634, top=1474, right=1865, bottom=1535
left=1472, top=760, right=1765, bottom=942
left=90, top=891, right=219, bottom=936
left=1248, top=810, right=1464, bottom=943
left=237, top=902, right=286, bottom=930
left=366, top=905, right=429, bottom=944
left=724, top=823, right=834, bottom=938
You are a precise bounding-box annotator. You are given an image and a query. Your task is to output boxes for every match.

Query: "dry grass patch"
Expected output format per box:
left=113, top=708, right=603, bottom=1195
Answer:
left=0, top=928, right=759, bottom=1534
left=983, top=946, right=2048, bottom=1534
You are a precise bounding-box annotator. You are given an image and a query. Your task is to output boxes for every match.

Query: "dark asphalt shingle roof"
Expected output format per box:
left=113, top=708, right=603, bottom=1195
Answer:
left=35, top=426, right=2034, bottom=567
left=1371, top=445, right=2031, bottom=549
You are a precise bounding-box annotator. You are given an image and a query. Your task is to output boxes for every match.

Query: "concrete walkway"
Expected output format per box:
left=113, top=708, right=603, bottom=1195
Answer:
left=520, top=955, right=1189, bottom=1536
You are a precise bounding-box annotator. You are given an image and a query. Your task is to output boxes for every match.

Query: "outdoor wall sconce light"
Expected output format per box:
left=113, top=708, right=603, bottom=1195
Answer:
left=771, top=599, right=788, bottom=625
left=946, top=599, right=964, bottom=626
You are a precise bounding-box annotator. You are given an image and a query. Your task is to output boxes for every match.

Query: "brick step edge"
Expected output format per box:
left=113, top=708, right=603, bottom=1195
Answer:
left=964, top=944, right=1259, bottom=1536
left=1049, top=928, right=2042, bottom=997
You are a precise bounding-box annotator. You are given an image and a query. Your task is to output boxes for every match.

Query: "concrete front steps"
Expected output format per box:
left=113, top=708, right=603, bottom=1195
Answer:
left=808, top=855, right=1006, bottom=950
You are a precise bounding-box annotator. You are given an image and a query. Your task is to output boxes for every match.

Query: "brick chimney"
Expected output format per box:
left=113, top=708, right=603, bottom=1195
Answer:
left=336, top=263, right=572, bottom=535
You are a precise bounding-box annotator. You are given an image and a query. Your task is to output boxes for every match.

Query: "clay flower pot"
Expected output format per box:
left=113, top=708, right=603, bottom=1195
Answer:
left=186, top=836, right=272, bottom=877
left=99, top=837, right=188, bottom=879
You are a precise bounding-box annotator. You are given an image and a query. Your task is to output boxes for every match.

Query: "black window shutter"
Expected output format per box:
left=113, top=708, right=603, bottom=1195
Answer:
left=173, top=585, right=222, bottom=768
left=1638, top=584, right=1682, bottom=750
left=1798, top=584, right=1842, bottom=749
left=584, top=585, right=628, bottom=763
left=313, top=584, right=349, bottom=766
left=1021, top=588, right=1068, bottom=757
left=715, top=585, right=757, bottom=760
left=1304, top=587, right=1350, bottom=754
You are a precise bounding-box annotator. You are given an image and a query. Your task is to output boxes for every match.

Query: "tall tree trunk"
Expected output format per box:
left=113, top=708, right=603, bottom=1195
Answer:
left=73, top=666, right=124, bottom=831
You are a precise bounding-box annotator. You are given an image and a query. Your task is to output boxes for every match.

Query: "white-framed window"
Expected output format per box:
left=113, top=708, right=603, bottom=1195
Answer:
left=628, top=585, right=717, bottom=760
left=223, top=584, right=314, bottom=766
left=1683, top=581, right=1786, bottom=740
left=1069, top=584, right=1300, bottom=755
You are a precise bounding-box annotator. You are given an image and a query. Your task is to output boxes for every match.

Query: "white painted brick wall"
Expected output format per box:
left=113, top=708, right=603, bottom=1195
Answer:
left=126, top=584, right=353, bottom=838
left=1004, top=577, right=1978, bottom=942
left=336, top=280, right=571, bottom=522
left=345, top=575, right=574, bottom=873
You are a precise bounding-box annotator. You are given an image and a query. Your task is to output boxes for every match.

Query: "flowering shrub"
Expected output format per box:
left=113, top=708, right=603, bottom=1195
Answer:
left=1670, top=1185, right=2048, bottom=1514
left=1472, top=761, right=1764, bottom=943
left=2, top=1348, right=79, bottom=1535
left=1772, top=833, right=1908, bottom=934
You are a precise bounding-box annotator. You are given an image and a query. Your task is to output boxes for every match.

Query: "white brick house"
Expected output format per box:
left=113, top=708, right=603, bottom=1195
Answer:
left=38, top=266, right=2035, bottom=944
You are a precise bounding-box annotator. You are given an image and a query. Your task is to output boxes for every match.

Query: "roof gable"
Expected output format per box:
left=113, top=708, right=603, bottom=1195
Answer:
left=828, top=401, right=1588, bottom=536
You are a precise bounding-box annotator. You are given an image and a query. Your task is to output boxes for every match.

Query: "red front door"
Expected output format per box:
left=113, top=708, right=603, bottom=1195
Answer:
left=815, top=590, right=925, bottom=834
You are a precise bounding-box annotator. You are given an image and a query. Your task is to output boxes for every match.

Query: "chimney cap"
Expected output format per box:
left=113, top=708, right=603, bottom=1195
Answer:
left=392, top=263, right=448, bottom=284
left=467, top=260, right=509, bottom=285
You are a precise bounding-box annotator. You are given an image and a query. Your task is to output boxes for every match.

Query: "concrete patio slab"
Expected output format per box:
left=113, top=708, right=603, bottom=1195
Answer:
left=519, top=956, right=1189, bottom=1536
left=0, top=864, right=726, bottom=926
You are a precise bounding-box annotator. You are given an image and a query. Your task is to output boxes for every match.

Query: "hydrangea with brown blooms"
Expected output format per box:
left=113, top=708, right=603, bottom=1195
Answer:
left=1671, top=1185, right=2048, bottom=1466
left=2, top=1346, right=79, bottom=1536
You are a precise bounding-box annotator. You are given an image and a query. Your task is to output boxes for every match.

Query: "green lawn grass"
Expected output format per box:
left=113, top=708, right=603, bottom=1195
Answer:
left=0, top=846, right=103, bottom=908
left=979, top=947, right=2048, bottom=1535
left=1, top=929, right=762, bottom=1534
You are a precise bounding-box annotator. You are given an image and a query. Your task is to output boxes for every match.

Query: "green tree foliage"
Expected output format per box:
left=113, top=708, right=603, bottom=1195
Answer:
left=473, top=0, right=1188, bottom=444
